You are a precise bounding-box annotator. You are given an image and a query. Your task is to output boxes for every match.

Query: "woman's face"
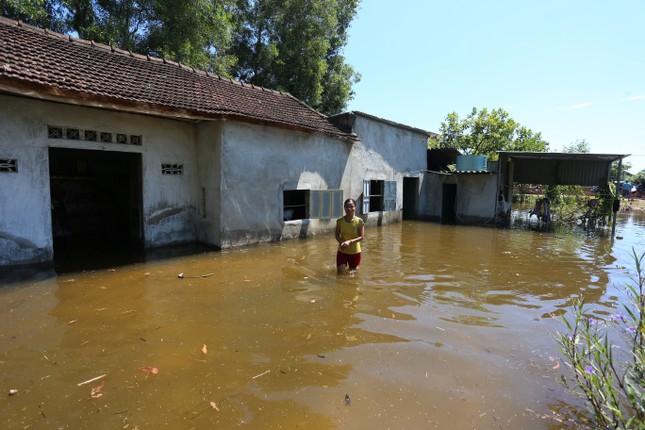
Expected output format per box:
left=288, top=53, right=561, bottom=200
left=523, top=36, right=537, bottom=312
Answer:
left=344, top=200, right=356, bottom=215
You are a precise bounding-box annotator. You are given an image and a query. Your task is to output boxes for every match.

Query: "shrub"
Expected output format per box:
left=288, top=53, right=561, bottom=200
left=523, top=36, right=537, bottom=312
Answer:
left=556, top=248, right=645, bottom=428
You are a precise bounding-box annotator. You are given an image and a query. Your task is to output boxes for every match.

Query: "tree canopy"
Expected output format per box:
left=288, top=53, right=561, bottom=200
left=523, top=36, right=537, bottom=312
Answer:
left=428, top=107, right=549, bottom=159
left=1, top=0, right=360, bottom=115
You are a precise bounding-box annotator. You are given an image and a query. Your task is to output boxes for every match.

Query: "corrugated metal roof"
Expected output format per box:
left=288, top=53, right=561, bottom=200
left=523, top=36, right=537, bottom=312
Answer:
left=498, top=151, right=628, bottom=186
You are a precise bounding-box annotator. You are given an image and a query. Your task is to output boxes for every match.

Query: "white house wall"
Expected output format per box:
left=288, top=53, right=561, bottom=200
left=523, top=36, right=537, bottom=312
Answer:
left=139, top=115, right=198, bottom=247
left=0, top=96, right=53, bottom=265
left=218, top=121, right=351, bottom=247
left=0, top=94, right=201, bottom=265
left=455, top=174, right=498, bottom=224
left=196, top=121, right=222, bottom=247
left=350, top=115, right=429, bottom=222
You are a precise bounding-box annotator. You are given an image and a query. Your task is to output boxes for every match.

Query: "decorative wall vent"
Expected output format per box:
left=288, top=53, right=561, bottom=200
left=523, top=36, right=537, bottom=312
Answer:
left=162, top=163, right=184, bottom=175
left=48, top=125, right=142, bottom=146
left=84, top=130, right=97, bottom=141
left=0, top=158, right=18, bottom=173
left=100, top=132, right=113, bottom=143
left=65, top=128, right=80, bottom=140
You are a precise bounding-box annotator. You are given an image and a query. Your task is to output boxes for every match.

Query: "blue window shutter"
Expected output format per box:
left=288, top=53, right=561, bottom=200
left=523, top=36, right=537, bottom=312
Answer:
left=310, top=190, right=321, bottom=219
left=362, top=180, right=370, bottom=213
left=332, top=190, right=343, bottom=218
left=310, top=190, right=343, bottom=219
left=384, top=180, right=397, bottom=211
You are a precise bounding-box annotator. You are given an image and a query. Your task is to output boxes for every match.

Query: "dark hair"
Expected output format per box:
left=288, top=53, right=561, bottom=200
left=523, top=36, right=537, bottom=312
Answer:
left=344, top=198, right=357, bottom=206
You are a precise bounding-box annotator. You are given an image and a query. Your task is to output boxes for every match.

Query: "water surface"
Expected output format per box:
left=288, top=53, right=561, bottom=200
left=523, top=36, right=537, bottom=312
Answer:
left=1, top=208, right=644, bottom=429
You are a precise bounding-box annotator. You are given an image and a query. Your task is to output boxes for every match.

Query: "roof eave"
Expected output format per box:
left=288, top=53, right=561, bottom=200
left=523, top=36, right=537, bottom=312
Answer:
left=0, top=78, right=356, bottom=141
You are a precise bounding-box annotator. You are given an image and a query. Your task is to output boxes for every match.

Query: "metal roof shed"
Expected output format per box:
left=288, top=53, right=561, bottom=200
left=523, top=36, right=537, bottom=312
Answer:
left=497, top=151, right=628, bottom=187
left=496, top=151, right=629, bottom=233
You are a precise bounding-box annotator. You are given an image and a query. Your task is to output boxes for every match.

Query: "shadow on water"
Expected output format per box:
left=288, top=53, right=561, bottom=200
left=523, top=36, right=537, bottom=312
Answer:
left=0, top=207, right=644, bottom=429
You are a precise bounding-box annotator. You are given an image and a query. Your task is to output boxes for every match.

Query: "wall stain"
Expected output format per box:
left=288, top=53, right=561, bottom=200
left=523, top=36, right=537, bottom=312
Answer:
left=148, top=207, right=184, bottom=225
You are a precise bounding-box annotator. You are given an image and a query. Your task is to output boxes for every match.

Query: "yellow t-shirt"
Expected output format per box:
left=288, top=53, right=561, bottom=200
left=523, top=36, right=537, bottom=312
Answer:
left=337, top=216, right=364, bottom=255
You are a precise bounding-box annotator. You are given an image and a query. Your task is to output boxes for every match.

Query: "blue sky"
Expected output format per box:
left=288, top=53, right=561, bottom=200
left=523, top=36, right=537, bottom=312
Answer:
left=344, top=0, right=645, bottom=174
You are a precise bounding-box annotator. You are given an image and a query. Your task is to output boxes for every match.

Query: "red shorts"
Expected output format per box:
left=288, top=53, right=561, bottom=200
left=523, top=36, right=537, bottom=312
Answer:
left=336, top=251, right=361, bottom=269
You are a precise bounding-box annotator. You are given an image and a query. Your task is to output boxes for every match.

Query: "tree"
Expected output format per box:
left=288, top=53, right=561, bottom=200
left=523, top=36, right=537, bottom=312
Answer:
left=1, top=0, right=68, bottom=31
left=228, top=0, right=360, bottom=115
left=145, top=0, right=237, bottom=74
left=429, top=107, right=549, bottom=159
left=562, top=139, right=590, bottom=154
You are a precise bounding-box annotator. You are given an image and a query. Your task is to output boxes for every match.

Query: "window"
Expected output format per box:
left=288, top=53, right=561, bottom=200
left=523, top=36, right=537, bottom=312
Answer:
left=284, top=190, right=309, bottom=221
left=283, top=189, right=343, bottom=221
left=310, top=189, right=343, bottom=219
left=363, top=180, right=396, bottom=213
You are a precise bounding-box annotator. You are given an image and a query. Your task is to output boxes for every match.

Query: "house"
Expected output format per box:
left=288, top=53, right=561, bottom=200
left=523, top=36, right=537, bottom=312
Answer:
left=0, top=17, right=433, bottom=268
left=329, top=111, right=433, bottom=223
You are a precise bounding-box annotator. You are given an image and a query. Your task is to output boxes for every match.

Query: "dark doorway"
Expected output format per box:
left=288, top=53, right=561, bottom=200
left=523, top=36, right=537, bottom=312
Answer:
left=49, top=148, right=143, bottom=271
left=403, top=177, right=418, bottom=220
left=441, top=183, right=457, bottom=224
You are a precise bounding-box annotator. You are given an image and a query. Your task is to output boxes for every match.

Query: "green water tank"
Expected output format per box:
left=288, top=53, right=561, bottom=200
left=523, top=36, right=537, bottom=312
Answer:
left=456, top=155, right=487, bottom=172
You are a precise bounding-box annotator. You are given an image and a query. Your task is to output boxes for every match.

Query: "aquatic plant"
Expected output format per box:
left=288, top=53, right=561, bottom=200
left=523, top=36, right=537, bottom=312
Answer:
left=556, top=248, right=645, bottom=428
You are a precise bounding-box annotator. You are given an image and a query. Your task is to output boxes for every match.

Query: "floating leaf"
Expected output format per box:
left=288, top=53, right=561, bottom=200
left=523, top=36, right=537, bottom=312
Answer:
left=202, top=344, right=208, bottom=355
left=138, top=366, right=159, bottom=375
left=90, top=380, right=105, bottom=398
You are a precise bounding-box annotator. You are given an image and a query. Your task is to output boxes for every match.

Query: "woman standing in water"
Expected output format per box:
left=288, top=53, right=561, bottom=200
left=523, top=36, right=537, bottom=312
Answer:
left=335, top=198, right=365, bottom=275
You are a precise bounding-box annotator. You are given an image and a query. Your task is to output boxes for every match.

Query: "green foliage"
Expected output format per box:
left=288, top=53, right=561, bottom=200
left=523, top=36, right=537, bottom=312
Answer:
left=562, top=139, right=591, bottom=154
left=556, top=249, right=645, bottom=428
left=145, top=0, right=237, bottom=75
left=1, top=0, right=67, bottom=31
left=612, top=160, right=634, bottom=182
left=1, top=0, right=360, bottom=112
left=428, top=107, right=549, bottom=159
left=229, top=0, right=360, bottom=115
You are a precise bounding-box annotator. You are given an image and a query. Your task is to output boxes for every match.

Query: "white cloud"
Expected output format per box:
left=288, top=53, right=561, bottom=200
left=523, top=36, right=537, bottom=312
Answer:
left=629, top=94, right=645, bottom=101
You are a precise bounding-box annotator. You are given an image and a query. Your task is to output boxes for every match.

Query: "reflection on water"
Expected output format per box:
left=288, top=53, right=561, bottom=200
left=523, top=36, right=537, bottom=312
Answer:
left=1, top=209, right=644, bottom=429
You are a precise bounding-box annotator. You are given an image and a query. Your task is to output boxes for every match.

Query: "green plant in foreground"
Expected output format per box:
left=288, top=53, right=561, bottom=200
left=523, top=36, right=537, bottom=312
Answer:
left=556, top=248, right=645, bottom=428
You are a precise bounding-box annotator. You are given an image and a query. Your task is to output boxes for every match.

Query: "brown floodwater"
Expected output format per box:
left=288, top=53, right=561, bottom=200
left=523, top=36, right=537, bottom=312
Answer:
left=1, top=207, right=645, bottom=430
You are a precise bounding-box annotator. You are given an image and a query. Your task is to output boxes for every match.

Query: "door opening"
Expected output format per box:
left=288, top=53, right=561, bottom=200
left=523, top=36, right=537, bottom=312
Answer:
left=441, top=183, right=457, bottom=224
left=49, top=147, right=143, bottom=271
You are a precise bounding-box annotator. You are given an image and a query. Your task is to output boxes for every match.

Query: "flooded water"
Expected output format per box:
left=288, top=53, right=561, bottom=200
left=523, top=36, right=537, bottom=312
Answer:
left=1, top=207, right=645, bottom=430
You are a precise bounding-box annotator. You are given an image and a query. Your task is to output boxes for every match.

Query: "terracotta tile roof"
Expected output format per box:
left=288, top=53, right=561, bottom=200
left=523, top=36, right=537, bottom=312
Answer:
left=0, top=16, right=353, bottom=140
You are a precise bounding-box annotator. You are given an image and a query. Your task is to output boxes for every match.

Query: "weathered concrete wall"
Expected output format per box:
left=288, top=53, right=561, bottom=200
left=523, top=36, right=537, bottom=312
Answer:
left=218, top=121, right=351, bottom=247
left=349, top=114, right=429, bottom=223
left=419, top=173, right=446, bottom=221
left=455, top=173, right=498, bottom=224
left=140, top=116, right=198, bottom=247
left=0, top=94, right=201, bottom=265
left=196, top=121, right=222, bottom=247
left=0, top=97, right=53, bottom=265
